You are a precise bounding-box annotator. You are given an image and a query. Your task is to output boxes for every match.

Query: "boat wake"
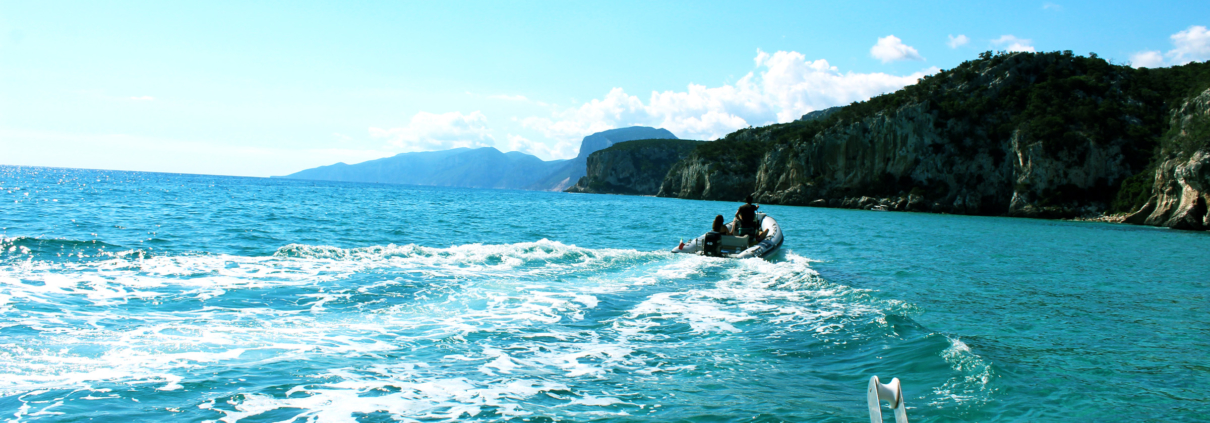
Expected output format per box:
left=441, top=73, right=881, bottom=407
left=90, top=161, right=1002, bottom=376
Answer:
left=0, top=238, right=990, bottom=421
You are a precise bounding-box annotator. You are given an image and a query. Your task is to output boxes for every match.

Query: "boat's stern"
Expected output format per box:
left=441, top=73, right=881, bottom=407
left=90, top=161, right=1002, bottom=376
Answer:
left=672, top=236, right=705, bottom=254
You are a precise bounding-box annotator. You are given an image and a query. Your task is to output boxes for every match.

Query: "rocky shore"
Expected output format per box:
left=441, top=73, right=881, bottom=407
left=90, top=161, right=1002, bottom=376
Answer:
left=1124, top=87, right=1210, bottom=230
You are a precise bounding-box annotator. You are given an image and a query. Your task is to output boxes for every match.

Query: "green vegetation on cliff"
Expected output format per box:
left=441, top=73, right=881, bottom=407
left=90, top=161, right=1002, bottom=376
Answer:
left=663, top=51, right=1210, bottom=219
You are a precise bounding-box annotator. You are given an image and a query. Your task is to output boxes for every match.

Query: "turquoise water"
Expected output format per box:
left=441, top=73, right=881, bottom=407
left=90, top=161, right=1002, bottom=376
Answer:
left=1, top=165, right=1207, bottom=422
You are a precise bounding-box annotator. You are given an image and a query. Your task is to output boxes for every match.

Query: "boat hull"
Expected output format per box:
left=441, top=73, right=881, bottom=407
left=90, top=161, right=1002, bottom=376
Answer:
left=672, top=213, right=783, bottom=259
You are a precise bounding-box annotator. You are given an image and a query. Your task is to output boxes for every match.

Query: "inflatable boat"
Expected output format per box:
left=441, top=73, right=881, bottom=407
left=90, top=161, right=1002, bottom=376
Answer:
left=671, top=212, right=783, bottom=259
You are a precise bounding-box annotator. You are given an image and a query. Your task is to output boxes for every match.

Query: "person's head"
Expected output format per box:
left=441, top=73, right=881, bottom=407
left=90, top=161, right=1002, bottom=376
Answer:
left=712, top=215, right=725, bottom=232
left=745, top=195, right=754, bottom=204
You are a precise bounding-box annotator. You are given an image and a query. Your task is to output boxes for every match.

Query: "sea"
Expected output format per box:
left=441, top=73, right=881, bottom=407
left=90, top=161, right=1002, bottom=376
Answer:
left=1, top=165, right=1207, bottom=422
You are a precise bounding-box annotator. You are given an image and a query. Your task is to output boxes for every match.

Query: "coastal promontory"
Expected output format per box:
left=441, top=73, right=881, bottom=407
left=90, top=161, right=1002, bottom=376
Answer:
left=565, top=139, right=704, bottom=195
left=649, top=51, right=1210, bottom=231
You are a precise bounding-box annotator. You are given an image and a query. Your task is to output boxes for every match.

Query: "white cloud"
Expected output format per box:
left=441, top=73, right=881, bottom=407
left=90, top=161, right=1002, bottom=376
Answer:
left=1130, top=25, right=1210, bottom=68
left=1130, top=50, right=1165, bottom=68
left=1042, top=3, right=1063, bottom=11
left=369, top=111, right=496, bottom=152
left=520, top=87, right=652, bottom=147
left=870, top=35, right=925, bottom=63
left=947, top=34, right=969, bottom=49
left=992, top=35, right=1036, bottom=52
left=1167, top=25, right=1210, bottom=65
left=505, top=134, right=576, bottom=160
left=520, top=49, right=937, bottom=145
left=130, top=96, right=155, bottom=101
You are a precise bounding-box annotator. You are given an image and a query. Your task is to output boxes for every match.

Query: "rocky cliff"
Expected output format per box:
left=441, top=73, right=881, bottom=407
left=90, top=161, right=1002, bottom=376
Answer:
left=1126, top=87, right=1210, bottom=230
left=656, top=51, right=1210, bottom=230
left=565, top=139, right=703, bottom=195
left=527, top=126, right=678, bottom=191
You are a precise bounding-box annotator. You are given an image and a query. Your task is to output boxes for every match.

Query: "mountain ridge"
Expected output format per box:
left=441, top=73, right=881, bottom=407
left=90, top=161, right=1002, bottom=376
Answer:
left=278, top=126, right=678, bottom=191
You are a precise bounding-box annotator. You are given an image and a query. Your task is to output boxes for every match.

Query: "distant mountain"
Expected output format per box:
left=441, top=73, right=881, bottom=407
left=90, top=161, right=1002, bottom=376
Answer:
left=280, top=147, right=568, bottom=189
left=278, top=126, right=678, bottom=191
left=528, top=126, right=678, bottom=191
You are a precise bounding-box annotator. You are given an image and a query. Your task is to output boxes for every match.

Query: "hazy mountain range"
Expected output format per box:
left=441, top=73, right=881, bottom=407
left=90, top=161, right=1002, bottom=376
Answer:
left=279, top=126, right=677, bottom=191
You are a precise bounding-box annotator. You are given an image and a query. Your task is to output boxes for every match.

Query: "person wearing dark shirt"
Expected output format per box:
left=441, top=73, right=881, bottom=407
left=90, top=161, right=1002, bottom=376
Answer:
left=735, top=195, right=759, bottom=237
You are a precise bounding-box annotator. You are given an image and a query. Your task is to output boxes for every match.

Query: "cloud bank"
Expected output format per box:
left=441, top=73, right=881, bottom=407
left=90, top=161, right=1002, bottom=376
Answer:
left=520, top=49, right=937, bottom=155
left=506, top=134, right=576, bottom=160
left=369, top=111, right=496, bottom=152
left=1132, top=25, right=1210, bottom=68
left=367, top=50, right=939, bottom=160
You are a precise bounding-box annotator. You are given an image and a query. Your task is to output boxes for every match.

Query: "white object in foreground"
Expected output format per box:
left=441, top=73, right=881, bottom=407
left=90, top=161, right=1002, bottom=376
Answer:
left=868, top=375, right=908, bottom=423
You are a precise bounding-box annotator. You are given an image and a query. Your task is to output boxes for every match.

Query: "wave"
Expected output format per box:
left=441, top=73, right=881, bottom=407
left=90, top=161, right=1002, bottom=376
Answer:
left=0, top=239, right=968, bottom=421
left=272, top=239, right=663, bottom=269
left=928, top=337, right=997, bottom=410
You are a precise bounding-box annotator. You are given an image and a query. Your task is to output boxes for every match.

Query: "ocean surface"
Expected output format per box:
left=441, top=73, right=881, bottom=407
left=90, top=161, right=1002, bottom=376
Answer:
left=1, top=165, right=1207, bottom=422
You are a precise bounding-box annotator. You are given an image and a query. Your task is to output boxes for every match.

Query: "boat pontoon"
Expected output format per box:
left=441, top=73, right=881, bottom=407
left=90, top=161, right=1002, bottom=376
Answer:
left=671, top=212, right=783, bottom=259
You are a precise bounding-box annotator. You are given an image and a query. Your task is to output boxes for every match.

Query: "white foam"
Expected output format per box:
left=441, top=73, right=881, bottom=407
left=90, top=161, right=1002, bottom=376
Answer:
left=928, top=336, right=996, bottom=407
left=204, top=377, right=570, bottom=422
left=0, top=241, right=913, bottom=420
left=566, top=395, right=627, bottom=406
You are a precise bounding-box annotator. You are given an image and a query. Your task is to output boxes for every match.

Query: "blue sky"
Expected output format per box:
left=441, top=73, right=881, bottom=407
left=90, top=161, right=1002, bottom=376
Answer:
left=1, top=1, right=1208, bottom=176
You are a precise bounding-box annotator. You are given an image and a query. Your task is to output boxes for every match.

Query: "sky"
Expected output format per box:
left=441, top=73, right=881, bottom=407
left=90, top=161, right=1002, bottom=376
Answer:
left=1, top=1, right=1208, bottom=177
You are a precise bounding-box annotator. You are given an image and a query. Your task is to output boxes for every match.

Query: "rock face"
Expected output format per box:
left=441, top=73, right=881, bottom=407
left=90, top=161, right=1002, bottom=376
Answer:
left=734, top=100, right=1138, bottom=217
left=527, top=127, right=678, bottom=191
left=566, top=139, right=703, bottom=195
left=659, top=150, right=760, bottom=202
left=660, top=102, right=1142, bottom=217
left=657, top=51, right=1210, bottom=227
left=1126, top=88, right=1210, bottom=230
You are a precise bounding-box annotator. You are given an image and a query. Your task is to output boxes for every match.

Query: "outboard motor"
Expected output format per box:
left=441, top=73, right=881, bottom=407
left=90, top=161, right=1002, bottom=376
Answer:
left=703, top=231, right=723, bottom=257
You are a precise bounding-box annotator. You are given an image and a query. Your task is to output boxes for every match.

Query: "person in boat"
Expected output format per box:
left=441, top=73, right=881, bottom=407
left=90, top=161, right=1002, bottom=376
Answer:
left=735, top=195, right=770, bottom=245
left=735, top=195, right=759, bottom=237
left=700, top=215, right=730, bottom=256
left=711, top=215, right=731, bottom=235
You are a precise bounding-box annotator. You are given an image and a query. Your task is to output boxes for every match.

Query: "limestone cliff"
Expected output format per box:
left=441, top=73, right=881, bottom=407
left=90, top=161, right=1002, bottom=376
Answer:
left=527, top=127, right=677, bottom=191
left=736, top=100, right=1138, bottom=218
left=566, top=139, right=703, bottom=195
left=657, top=51, right=1210, bottom=228
left=1126, top=88, right=1210, bottom=230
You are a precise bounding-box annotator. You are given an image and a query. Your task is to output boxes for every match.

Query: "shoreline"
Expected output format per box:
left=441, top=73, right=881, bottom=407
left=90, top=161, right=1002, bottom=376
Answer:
left=1064, top=213, right=1129, bottom=224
